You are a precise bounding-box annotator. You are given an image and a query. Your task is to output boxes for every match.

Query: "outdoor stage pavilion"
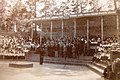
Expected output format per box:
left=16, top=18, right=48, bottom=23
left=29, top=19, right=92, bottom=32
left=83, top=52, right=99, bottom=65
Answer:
left=30, top=10, right=120, bottom=45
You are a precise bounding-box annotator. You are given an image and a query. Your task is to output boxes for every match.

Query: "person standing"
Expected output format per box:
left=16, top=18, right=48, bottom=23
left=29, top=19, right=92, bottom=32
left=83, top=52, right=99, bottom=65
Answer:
left=80, top=38, right=85, bottom=56
left=38, top=44, right=45, bottom=65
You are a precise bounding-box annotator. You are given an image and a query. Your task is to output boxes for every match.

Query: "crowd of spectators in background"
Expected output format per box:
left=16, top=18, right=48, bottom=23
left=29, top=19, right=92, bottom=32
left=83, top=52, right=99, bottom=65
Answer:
left=30, top=35, right=117, bottom=60
left=0, top=34, right=118, bottom=60
left=0, top=35, right=27, bottom=59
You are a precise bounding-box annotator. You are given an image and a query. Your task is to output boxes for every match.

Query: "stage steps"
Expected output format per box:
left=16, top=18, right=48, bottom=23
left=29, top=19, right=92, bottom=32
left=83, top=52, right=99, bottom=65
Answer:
left=87, top=62, right=107, bottom=76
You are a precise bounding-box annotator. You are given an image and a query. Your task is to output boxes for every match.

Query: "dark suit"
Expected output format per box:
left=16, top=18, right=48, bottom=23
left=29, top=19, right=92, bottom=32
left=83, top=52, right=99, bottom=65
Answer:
left=37, top=45, right=45, bottom=65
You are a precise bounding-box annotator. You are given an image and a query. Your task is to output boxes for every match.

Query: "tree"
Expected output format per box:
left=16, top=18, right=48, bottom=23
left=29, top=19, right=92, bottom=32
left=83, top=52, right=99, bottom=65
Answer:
left=34, top=0, right=117, bottom=17
left=8, top=0, right=33, bottom=32
left=0, top=0, right=5, bottom=30
left=116, top=0, right=120, bottom=10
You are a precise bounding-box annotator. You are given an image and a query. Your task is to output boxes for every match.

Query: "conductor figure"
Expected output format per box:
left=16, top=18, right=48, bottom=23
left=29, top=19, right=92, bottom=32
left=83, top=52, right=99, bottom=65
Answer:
left=38, top=44, right=45, bottom=65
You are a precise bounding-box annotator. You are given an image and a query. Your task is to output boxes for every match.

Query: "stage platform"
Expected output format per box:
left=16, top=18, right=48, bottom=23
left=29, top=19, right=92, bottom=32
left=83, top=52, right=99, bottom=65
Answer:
left=9, top=61, right=33, bottom=68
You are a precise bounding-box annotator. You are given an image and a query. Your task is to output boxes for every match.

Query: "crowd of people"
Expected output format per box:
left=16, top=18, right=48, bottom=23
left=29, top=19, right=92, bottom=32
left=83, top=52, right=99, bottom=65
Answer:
left=0, top=35, right=26, bottom=59
left=42, top=37, right=86, bottom=58
left=92, top=36, right=118, bottom=63
left=38, top=36, right=118, bottom=58
left=34, top=36, right=104, bottom=58
left=0, top=33, right=118, bottom=60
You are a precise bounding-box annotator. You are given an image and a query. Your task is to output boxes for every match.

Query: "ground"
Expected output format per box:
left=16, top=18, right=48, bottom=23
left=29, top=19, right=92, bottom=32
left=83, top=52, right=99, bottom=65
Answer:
left=0, top=61, right=104, bottom=80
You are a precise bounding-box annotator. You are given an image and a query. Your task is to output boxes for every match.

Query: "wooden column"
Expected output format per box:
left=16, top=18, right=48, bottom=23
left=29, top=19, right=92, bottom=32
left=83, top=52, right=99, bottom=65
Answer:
left=50, top=20, right=53, bottom=40
left=87, top=18, right=89, bottom=50
left=40, top=23, right=43, bottom=44
left=62, top=19, right=64, bottom=38
left=74, top=18, right=76, bottom=38
left=31, top=25, right=33, bottom=42
left=31, top=23, right=35, bottom=42
left=117, top=14, right=119, bottom=42
left=101, top=16, right=104, bottom=43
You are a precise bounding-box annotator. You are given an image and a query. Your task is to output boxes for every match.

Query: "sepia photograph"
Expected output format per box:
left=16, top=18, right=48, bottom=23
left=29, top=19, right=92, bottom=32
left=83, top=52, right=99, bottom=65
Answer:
left=0, top=0, right=120, bottom=80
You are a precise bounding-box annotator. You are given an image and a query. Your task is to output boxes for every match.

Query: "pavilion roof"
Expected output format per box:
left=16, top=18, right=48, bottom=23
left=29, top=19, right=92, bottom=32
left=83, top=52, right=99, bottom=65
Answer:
left=30, top=10, right=117, bottom=22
